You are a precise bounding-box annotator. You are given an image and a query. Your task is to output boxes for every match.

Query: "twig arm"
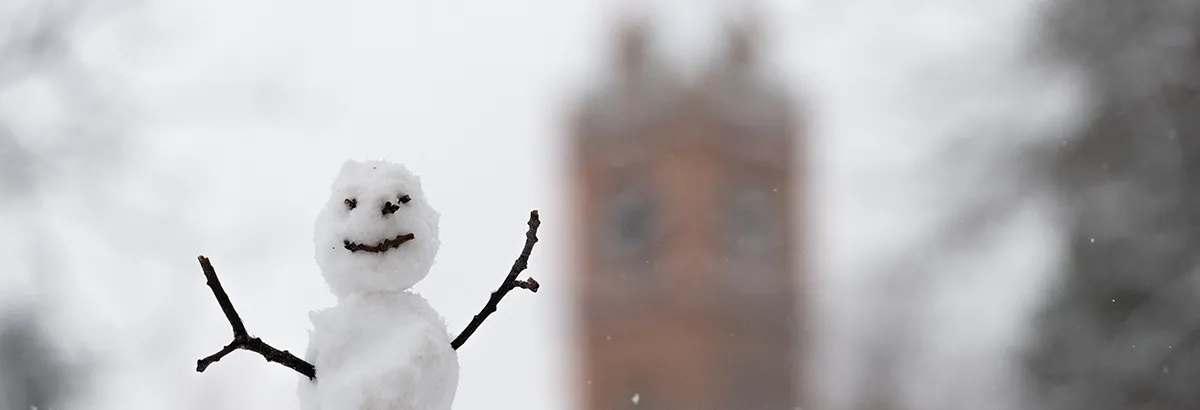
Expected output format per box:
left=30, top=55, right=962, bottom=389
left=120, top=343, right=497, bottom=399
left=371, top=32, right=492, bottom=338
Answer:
left=451, top=210, right=542, bottom=350
left=194, top=255, right=316, bottom=380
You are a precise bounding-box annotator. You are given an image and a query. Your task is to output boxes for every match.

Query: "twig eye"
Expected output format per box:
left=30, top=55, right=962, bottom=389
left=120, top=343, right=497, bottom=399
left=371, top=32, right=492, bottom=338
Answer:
left=344, top=198, right=357, bottom=210
left=398, top=194, right=411, bottom=204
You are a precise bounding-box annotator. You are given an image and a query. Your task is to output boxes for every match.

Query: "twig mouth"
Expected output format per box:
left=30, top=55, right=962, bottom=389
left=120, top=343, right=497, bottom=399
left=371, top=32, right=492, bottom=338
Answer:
left=343, top=233, right=416, bottom=253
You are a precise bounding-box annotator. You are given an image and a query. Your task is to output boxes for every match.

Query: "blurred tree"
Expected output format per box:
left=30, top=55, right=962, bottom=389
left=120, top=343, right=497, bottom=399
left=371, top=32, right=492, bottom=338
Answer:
left=0, top=309, right=87, bottom=410
left=0, top=0, right=127, bottom=198
left=1025, top=1, right=1200, bottom=409
left=0, top=1, right=129, bottom=407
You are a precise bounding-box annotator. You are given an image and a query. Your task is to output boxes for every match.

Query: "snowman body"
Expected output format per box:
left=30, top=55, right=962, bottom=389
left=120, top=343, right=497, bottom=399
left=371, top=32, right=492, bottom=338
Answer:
left=299, top=160, right=459, bottom=410
left=299, top=292, right=457, bottom=410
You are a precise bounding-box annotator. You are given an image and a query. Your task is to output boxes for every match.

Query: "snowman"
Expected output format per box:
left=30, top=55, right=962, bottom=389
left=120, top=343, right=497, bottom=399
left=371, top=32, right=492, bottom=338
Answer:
left=298, top=159, right=459, bottom=410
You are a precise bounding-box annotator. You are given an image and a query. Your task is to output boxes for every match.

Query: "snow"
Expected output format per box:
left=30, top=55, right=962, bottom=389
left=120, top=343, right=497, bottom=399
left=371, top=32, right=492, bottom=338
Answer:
left=300, top=159, right=459, bottom=410
left=299, top=291, right=458, bottom=410
left=314, top=160, right=442, bottom=298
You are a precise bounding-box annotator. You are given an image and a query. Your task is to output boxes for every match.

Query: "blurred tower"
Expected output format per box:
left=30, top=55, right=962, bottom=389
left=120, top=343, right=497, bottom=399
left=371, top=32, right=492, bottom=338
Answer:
left=569, top=13, right=804, bottom=410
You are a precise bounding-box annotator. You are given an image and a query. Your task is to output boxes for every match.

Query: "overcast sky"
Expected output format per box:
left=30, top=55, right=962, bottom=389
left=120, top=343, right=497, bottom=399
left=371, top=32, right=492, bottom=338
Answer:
left=0, top=0, right=1093, bottom=409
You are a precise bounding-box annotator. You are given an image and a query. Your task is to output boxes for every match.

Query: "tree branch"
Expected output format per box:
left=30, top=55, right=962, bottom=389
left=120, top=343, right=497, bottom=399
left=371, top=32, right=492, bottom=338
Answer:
left=194, top=255, right=316, bottom=380
left=451, top=210, right=542, bottom=350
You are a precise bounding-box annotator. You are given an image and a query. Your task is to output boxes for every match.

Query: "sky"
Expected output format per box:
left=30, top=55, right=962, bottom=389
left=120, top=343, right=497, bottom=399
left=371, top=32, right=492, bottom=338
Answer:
left=0, top=0, right=1097, bottom=409
left=96, top=1, right=605, bottom=408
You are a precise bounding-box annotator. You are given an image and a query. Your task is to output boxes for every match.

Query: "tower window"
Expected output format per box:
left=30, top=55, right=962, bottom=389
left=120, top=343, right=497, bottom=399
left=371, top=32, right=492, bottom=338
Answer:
left=725, top=187, right=774, bottom=256
left=602, top=187, right=658, bottom=262
left=721, top=183, right=784, bottom=294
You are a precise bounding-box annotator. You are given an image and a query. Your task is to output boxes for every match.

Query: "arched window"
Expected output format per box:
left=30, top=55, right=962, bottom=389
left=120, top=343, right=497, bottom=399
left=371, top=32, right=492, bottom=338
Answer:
left=720, top=181, right=786, bottom=295
left=724, top=186, right=776, bottom=257
left=601, top=186, right=659, bottom=264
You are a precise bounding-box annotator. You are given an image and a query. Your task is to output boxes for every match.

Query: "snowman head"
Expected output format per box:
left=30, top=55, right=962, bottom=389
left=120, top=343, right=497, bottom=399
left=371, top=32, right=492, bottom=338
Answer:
left=314, top=160, right=440, bottom=297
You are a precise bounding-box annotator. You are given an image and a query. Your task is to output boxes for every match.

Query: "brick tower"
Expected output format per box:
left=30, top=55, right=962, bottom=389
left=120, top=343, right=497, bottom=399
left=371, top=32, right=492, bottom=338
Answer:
left=568, top=13, right=804, bottom=410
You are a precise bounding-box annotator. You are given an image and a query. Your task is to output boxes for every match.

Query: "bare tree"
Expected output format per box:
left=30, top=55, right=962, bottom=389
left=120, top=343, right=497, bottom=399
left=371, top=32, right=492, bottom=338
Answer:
left=0, top=309, right=90, bottom=410
left=1024, top=1, right=1200, bottom=409
left=0, top=1, right=132, bottom=407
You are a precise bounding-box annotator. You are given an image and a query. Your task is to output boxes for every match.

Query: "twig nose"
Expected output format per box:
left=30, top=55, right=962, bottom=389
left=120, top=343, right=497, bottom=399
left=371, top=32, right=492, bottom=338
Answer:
left=382, top=201, right=400, bottom=216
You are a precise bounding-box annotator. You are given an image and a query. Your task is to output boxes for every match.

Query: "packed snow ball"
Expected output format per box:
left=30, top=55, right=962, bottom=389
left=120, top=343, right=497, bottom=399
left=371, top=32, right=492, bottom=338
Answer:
left=301, top=159, right=459, bottom=410
left=299, top=291, right=459, bottom=410
left=314, top=160, right=441, bottom=297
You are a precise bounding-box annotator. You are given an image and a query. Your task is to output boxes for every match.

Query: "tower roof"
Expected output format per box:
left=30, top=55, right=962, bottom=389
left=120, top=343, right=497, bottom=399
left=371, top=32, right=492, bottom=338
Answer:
left=696, top=11, right=794, bottom=138
left=573, top=4, right=796, bottom=141
left=723, top=12, right=761, bottom=68
left=613, top=13, right=651, bottom=73
left=574, top=13, right=684, bottom=139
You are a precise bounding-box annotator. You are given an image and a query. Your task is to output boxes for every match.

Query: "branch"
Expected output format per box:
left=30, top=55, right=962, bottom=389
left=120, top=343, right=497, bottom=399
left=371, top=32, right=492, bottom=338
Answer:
left=194, top=255, right=316, bottom=380
left=451, top=210, right=542, bottom=350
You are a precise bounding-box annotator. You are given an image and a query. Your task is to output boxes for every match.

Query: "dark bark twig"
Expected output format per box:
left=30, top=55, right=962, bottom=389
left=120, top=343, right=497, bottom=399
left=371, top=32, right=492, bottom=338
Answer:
left=451, top=210, right=542, bottom=350
left=194, top=255, right=316, bottom=380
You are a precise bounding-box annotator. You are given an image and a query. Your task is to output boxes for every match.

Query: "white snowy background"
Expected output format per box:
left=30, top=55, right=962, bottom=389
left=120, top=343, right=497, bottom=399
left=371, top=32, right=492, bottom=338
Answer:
left=0, top=0, right=1096, bottom=409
